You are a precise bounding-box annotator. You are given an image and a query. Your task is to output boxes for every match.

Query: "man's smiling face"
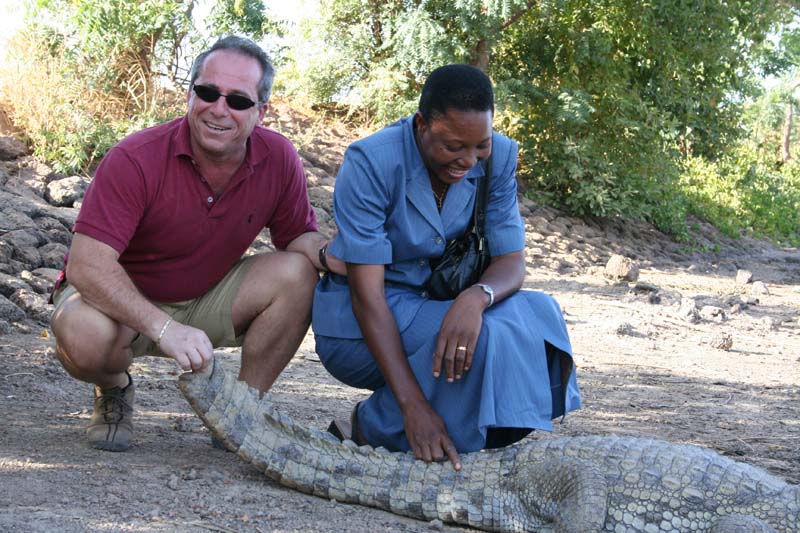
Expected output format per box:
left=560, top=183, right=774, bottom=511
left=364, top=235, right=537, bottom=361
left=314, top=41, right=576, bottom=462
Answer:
left=187, top=49, right=267, bottom=164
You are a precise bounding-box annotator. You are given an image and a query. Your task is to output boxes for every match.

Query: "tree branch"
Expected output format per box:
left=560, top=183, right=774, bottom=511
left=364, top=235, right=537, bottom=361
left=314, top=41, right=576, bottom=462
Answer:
left=501, top=0, right=537, bottom=31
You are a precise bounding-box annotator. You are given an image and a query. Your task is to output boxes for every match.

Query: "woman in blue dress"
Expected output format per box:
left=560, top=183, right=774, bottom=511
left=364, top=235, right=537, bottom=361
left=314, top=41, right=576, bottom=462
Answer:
left=312, top=64, right=581, bottom=470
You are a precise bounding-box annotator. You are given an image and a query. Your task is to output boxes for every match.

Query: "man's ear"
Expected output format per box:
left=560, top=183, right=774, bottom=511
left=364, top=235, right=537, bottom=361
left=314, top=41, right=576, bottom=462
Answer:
left=258, top=102, right=269, bottom=122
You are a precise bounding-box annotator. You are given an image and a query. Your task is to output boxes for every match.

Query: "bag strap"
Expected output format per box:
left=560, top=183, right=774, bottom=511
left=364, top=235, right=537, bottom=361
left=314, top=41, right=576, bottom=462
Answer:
left=471, top=153, right=492, bottom=239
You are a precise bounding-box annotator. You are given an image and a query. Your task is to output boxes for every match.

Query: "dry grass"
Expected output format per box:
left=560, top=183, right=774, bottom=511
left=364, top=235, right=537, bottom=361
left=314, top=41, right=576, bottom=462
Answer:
left=0, top=28, right=182, bottom=173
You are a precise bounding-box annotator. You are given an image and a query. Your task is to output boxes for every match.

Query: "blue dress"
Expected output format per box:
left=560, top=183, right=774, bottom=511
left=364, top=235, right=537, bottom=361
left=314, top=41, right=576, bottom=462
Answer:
left=312, top=116, right=581, bottom=453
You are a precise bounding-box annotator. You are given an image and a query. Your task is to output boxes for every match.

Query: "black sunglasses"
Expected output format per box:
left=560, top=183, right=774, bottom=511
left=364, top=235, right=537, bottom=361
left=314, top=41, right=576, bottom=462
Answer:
left=192, top=84, right=259, bottom=111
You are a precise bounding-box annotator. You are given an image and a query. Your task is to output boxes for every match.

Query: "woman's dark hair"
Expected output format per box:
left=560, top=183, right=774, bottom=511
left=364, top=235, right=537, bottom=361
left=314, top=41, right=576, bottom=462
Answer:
left=418, top=64, right=494, bottom=122
left=190, top=36, right=275, bottom=104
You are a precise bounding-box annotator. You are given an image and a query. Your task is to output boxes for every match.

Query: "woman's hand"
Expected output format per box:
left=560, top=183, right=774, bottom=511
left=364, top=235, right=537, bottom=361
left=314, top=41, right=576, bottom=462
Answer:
left=432, top=286, right=487, bottom=381
left=402, top=400, right=462, bottom=470
left=347, top=263, right=461, bottom=468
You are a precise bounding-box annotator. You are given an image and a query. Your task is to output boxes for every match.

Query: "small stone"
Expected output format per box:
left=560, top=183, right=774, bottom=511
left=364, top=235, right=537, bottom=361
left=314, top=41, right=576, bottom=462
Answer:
left=604, top=254, right=639, bottom=282
left=0, top=136, right=27, bottom=160
left=615, top=322, right=636, bottom=336
left=751, top=281, right=769, bottom=295
left=709, top=332, right=733, bottom=351
left=586, top=265, right=605, bottom=277
left=678, top=298, right=700, bottom=323
left=207, top=469, right=226, bottom=482
left=699, top=306, right=726, bottom=322
left=167, top=474, right=180, bottom=490
left=735, top=269, right=753, bottom=285
left=632, top=282, right=658, bottom=293
left=429, top=518, right=444, bottom=530
left=760, top=316, right=780, bottom=331
left=45, top=175, right=91, bottom=207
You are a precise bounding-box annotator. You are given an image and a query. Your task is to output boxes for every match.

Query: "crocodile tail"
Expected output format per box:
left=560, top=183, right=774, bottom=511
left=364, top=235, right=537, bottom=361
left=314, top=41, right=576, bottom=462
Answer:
left=178, top=358, right=432, bottom=512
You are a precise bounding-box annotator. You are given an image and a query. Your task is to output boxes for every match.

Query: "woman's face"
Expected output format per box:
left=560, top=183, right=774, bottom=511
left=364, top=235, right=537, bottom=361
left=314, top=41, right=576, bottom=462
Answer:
left=415, top=108, right=493, bottom=185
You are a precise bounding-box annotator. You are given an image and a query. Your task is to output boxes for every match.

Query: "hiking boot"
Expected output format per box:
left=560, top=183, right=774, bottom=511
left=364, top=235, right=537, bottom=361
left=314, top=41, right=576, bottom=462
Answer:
left=87, top=372, right=135, bottom=452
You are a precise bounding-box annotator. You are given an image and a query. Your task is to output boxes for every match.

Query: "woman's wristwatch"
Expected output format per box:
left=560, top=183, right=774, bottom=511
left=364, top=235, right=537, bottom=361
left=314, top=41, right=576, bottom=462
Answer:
left=474, top=283, right=494, bottom=308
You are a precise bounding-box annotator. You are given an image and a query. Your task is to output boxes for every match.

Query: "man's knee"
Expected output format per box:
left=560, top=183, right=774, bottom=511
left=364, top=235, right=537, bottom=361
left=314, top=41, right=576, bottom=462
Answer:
left=282, top=251, right=319, bottom=289
left=51, top=294, right=129, bottom=372
left=252, top=251, right=318, bottom=294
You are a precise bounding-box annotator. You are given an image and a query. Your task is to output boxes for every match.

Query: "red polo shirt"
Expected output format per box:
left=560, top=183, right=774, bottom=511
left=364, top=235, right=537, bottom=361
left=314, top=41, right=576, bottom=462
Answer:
left=73, top=117, right=318, bottom=302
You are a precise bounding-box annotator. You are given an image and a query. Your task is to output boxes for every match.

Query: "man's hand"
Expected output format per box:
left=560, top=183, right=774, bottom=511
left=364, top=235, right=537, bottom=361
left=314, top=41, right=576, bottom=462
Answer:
left=157, top=321, right=213, bottom=371
left=286, top=231, right=347, bottom=276
left=403, top=401, right=462, bottom=471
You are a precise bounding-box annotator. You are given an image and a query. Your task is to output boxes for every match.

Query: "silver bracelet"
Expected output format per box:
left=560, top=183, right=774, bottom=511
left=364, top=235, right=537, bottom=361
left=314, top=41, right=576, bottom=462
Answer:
left=156, top=316, right=173, bottom=346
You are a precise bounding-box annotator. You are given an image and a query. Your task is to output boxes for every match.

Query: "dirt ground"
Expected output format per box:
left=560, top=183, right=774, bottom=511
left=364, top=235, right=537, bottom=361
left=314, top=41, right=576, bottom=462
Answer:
left=0, top=98, right=798, bottom=532
left=1, top=222, right=798, bottom=532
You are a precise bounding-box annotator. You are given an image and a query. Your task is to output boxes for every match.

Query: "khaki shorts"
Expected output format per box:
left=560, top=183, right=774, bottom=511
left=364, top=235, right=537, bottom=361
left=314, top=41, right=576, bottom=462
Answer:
left=51, top=256, right=255, bottom=357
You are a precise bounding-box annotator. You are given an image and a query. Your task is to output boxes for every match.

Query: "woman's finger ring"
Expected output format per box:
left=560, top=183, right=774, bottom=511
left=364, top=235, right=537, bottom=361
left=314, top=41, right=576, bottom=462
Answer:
left=456, top=346, right=467, bottom=352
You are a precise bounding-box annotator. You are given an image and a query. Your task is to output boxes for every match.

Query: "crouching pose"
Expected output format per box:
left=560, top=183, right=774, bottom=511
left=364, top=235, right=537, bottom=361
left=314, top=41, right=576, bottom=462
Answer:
left=313, top=64, right=582, bottom=470
left=51, top=36, right=331, bottom=452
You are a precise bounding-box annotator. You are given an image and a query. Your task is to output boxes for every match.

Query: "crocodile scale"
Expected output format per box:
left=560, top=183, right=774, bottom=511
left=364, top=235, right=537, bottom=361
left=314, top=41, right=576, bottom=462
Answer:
left=178, top=359, right=799, bottom=532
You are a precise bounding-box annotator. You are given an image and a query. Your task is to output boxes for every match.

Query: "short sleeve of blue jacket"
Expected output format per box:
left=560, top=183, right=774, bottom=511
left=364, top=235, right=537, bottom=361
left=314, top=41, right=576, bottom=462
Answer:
left=329, top=142, right=394, bottom=264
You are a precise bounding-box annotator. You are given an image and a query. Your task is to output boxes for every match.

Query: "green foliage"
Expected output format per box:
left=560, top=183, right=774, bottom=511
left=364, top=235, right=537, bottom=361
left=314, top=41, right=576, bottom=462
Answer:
left=37, top=0, right=193, bottom=109
left=680, top=150, right=800, bottom=246
left=289, top=0, right=795, bottom=240
left=491, top=0, right=783, bottom=233
left=206, top=0, right=283, bottom=44
left=283, top=0, right=533, bottom=123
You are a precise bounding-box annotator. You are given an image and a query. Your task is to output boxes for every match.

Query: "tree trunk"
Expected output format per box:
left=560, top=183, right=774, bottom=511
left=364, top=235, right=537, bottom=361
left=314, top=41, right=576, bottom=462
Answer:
left=470, top=1, right=537, bottom=70
left=781, top=79, right=800, bottom=163
left=473, top=39, right=489, bottom=71
left=781, top=102, right=793, bottom=163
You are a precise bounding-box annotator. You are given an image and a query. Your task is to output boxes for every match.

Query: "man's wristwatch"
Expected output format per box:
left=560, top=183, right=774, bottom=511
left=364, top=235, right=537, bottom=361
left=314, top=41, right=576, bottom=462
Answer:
left=318, top=243, right=330, bottom=272
left=474, top=283, right=494, bottom=308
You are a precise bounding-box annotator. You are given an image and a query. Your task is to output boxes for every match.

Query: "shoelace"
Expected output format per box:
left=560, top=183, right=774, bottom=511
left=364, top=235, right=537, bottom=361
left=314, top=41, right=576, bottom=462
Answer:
left=96, top=389, right=131, bottom=424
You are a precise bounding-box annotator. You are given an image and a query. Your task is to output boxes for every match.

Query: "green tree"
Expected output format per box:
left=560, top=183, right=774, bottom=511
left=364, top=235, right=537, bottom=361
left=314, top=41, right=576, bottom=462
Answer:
left=285, top=0, right=535, bottom=121
left=34, top=0, right=194, bottom=114
left=291, top=0, right=792, bottom=235
left=492, top=1, right=788, bottom=231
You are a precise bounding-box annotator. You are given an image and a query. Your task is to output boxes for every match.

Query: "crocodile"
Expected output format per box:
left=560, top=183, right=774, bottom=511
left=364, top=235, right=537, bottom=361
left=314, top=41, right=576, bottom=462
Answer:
left=178, top=358, right=799, bottom=532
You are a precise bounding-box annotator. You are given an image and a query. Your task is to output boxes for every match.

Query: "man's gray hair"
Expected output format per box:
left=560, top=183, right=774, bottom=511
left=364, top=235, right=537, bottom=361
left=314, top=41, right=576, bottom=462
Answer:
left=190, top=36, right=275, bottom=103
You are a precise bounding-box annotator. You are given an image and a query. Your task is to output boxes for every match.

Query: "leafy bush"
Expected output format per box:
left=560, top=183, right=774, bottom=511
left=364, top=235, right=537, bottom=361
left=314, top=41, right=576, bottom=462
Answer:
left=0, top=26, right=181, bottom=175
left=680, top=150, right=800, bottom=246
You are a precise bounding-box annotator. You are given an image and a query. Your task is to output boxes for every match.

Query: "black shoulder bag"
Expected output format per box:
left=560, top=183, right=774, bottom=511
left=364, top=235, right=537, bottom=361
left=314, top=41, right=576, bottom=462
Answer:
left=425, top=156, right=492, bottom=301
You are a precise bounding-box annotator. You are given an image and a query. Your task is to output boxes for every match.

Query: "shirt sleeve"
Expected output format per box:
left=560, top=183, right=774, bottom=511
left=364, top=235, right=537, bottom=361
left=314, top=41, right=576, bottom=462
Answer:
left=72, top=147, right=147, bottom=254
left=266, top=141, right=319, bottom=250
left=485, top=136, right=525, bottom=256
left=329, top=143, right=393, bottom=264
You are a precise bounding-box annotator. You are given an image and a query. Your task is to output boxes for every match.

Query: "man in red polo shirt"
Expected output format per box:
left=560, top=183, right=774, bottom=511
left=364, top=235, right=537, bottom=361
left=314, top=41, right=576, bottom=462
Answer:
left=50, top=36, right=343, bottom=452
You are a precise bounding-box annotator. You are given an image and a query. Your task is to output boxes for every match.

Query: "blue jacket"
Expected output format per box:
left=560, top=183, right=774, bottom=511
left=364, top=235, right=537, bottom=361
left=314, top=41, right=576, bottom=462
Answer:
left=312, top=115, right=525, bottom=339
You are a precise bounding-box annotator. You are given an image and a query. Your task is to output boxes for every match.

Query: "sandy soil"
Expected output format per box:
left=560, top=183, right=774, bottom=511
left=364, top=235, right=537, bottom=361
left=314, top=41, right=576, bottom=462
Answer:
left=1, top=224, right=798, bottom=532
